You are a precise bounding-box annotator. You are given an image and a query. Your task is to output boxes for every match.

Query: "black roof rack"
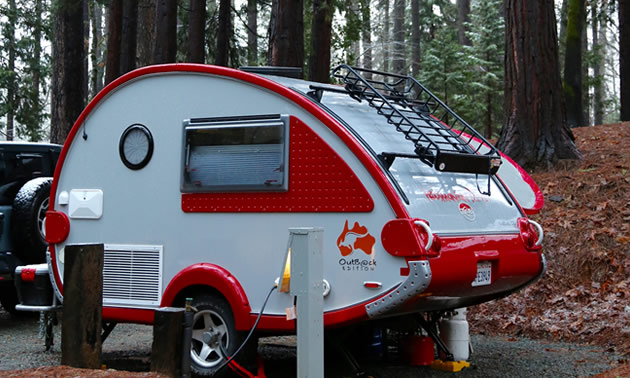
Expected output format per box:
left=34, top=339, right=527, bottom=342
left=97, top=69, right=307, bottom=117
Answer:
left=239, top=66, right=303, bottom=79
left=329, top=65, right=502, bottom=176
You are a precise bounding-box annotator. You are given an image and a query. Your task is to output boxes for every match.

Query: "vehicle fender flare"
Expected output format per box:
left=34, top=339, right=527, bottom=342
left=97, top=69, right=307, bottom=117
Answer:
left=161, top=263, right=252, bottom=330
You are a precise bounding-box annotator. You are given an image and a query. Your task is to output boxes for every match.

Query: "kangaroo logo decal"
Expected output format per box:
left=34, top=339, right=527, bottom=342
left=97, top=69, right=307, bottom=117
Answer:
left=337, top=220, right=376, bottom=256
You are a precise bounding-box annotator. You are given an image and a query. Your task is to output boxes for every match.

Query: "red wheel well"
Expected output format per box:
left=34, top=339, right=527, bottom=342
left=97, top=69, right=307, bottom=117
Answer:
left=161, top=264, right=252, bottom=330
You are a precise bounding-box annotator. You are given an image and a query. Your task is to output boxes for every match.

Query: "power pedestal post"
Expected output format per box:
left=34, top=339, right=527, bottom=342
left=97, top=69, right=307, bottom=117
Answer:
left=288, top=227, right=324, bottom=378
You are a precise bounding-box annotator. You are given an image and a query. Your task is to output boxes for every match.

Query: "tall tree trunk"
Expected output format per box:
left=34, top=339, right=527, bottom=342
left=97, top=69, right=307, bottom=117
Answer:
left=392, top=0, right=405, bottom=74
left=485, top=51, right=493, bottom=138
left=83, top=1, right=89, bottom=103
left=621, top=0, right=630, bottom=121
left=267, top=0, right=277, bottom=65
left=309, top=0, right=333, bottom=82
left=105, top=0, right=122, bottom=85
left=5, top=0, right=17, bottom=141
left=558, top=0, right=568, bottom=71
left=137, top=0, right=156, bottom=66
left=270, top=0, right=304, bottom=69
left=360, top=0, right=372, bottom=73
left=51, top=0, right=87, bottom=144
left=498, top=0, right=581, bottom=169
left=457, top=0, right=471, bottom=46
left=593, top=0, right=605, bottom=125
left=89, top=0, right=104, bottom=97
left=563, top=0, right=585, bottom=127
left=382, top=0, right=390, bottom=72
left=247, top=0, right=258, bottom=65
left=349, top=0, right=360, bottom=64
left=189, top=0, right=206, bottom=63
left=581, top=19, right=589, bottom=126
left=410, top=0, right=420, bottom=77
left=120, top=0, right=138, bottom=74
left=215, top=0, right=231, bottom=66
left=32, top=0, right=44, bottom=138
left=154, top=0, right=177, bottom=64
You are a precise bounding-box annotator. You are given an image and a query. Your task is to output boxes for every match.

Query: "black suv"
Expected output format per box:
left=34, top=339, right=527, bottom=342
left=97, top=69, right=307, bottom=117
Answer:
left=0, top=142, right=61, bottom=313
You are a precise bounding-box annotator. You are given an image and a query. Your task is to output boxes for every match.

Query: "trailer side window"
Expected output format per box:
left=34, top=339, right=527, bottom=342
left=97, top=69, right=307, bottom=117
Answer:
left=181, top=115, right=289, bottom=192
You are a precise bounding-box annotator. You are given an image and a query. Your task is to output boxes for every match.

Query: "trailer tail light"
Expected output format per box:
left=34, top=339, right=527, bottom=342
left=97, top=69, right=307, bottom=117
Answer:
left=381, top=218, right=441, bottom=257
left=45, top=211, right=70, bottom=244
left=518, top=217, right=543, bottom=251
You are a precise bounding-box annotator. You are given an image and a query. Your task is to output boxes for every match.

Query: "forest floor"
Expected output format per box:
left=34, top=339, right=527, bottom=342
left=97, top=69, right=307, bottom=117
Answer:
left=469, top=122, right=630, bottom=376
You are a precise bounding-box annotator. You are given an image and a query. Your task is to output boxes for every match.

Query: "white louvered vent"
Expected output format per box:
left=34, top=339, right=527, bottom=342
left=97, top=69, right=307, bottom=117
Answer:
left=103, top=244, right=163, bottom=307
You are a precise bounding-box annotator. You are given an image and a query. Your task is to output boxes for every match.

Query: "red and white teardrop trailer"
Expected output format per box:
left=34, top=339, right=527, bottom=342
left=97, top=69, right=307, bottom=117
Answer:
left=41, top=64, right=544, bottom=374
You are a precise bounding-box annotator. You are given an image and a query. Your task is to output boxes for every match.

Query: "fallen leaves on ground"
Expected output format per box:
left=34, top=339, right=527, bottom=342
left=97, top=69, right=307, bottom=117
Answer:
left=470, top=122, right=630, bottom=357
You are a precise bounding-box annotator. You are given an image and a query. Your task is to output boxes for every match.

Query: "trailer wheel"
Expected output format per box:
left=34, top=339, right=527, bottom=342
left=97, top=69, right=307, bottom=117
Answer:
left=190, top=294, right=255, bottom=376
left=11, top=177, right=52, bottom=264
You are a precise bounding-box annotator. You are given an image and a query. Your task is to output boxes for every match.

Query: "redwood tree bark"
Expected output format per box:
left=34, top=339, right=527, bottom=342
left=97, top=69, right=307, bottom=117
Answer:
left=457, top=0, right=471, bottom=46
left=215, top=0, right=231, bottom=66
left=309, top=0, right=333, bottom=82
left=360, top=0, right=372, bottom=72
left=188, top=0, right=206, bottom=63
left=51, top=0, right=87, bottom=144
left=5, top=0, right=17, bottom=140
left=137, top=0, right=156, bottom=67
left=498, top=0, right=581, bottom=169
left=563, top=0, right=585, bottom=127
left=153, top=0, right=177, bottom=64
left=381, top=0, right=390, bottom=73
left=410, top=0, right=420, bottom=77
left=392, top=0, right=405, bottom=74
left=247, top=0, right=258, bottom=65
left=89, top=0, right=104, bottom=96
left=621, top=0, right=630, bottom=121
left=120, top=0, right=138, bottom=75
left=104, top=0, right=122, bottom=85
left=270, top=0, right=304, bottom=68
left=593, top=0, right=606, bottom=126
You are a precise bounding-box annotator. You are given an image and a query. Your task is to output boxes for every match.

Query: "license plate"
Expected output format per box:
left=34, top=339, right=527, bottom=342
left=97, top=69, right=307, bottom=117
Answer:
left=472, top=261, right=492, bottom=287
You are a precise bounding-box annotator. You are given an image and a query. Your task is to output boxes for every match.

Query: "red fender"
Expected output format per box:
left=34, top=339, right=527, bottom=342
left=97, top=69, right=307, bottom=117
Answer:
left=161, top=263, right=252, bottom=330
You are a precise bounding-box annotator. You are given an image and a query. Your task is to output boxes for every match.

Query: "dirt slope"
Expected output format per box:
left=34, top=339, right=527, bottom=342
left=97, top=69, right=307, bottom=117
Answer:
left=469, top=122, right=630, bottom=359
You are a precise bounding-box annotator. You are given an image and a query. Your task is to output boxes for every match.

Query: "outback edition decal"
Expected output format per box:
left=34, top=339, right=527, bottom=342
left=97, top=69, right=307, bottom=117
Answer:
left=337, top=220, right=376, bottom=272
left=424, top=188, right=488, bottom=203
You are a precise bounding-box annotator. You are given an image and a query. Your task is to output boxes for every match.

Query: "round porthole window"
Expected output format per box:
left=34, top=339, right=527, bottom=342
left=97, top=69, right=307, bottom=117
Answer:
left=119, top=124, right=154, bottom=170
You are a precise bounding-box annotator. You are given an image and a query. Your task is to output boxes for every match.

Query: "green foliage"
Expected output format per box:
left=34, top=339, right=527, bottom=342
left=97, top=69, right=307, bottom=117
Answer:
left=0, top=0, right=51, bottom=141
left=463, top=0, right=504, bottom=137
left=416, top=0, right=503, bottom=138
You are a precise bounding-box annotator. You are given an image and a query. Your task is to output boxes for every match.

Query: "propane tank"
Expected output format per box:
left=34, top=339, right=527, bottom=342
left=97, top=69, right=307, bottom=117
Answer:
left=438, top=308, right=470, bottom=361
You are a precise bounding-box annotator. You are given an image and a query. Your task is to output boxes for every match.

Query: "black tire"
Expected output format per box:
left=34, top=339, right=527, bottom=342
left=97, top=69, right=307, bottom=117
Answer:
left=0, top=287, right=19, bottom=315
left=11, top=177, right=52, bottom=264
left=190, top=294, right=256, bottom=377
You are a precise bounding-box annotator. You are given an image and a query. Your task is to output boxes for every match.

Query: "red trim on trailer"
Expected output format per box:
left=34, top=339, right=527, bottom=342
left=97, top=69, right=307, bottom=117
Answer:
left=48, top=63, right=408, bottom=296
left=103, top=307, right=154, bottom=324
left=160, top=263, right=252, bottom=330
left=498, top=152, right=544, bottom=215
left=182, top=116, right=374, bottom=213
left=426, top=233, right=541, bottom=297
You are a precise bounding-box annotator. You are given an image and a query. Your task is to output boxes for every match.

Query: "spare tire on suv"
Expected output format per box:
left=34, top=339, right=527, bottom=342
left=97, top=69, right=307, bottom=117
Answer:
left=11, top=177, right=53, bottom=264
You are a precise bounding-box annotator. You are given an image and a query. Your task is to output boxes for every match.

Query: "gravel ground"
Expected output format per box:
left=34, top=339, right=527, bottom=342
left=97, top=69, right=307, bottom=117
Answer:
left=0, top=307, right=624, bottom=377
